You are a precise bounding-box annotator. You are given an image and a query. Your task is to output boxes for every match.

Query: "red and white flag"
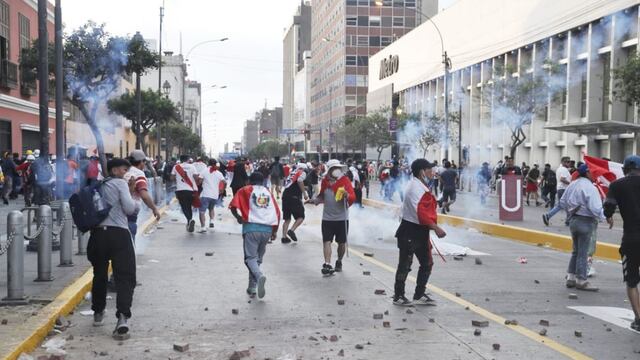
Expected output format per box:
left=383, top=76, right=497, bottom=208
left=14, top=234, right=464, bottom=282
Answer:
left=582, top=154, right=624, bottom=197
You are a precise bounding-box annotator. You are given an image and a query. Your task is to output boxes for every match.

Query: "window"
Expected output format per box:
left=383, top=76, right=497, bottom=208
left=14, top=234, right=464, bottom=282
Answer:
left=393, top=17, right=404, bottom=27
left=346, top=16, right=357, bottom=26
left=346, top=95, right=357, bottom=107
left=405, top=16, right=415, bottom=28
left=357, top=16, right=368, bottom=26
left=381, top=36, right=393, bottom=46
left=358, top=0, right=369, bottom=5
left=346, top=75, right=357, bottom=86
left=405, top=0, right=416, bottom=7
left=580, top=72, right=587, bottom=118
left=0, top=0, right=9, bottom=58
left=0, top=120, right=11, bottom=151
left=602, top=53, right=610, bottom=121
left=393, top=0, right=404, bottom=7
left=346, top=55, right=357, bottom=66
left=356, top=75, right=368, bottom=87
left=382, top=16, right=392, bottom=27
left=369, top=16, right=381, bottom=26
left=357, top=36, right=368, bottom=47
left=369, top=36, right=380, bottom=46
left=357, top=56, right=368, bottom=66
left=19, top=14, right=30, bottom=51
left=382, top=0, right=392, bottom=6
left=347, top=0, right=357, bottom=5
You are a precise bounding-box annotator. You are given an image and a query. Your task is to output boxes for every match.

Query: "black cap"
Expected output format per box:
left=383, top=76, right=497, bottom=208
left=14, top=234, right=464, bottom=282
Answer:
left=249, top=172, right=264, bottom=185
left=107, top=158, right=131, bottom=173
left=411, top=158, right=434, bottom=177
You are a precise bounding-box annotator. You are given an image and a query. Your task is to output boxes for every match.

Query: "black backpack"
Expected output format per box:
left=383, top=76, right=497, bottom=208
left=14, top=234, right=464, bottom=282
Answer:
left=545, top=170, right=557, bottom=188
left=69, top=179, right=112, bottom=233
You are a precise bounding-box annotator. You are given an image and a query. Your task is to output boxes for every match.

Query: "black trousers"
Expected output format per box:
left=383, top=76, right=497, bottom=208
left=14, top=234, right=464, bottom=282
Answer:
left=394, top=238, right=433, bottom=300
left=355, top=187, right=363, bottom=205
left=175, top=190, right=194, bottom=221
left=88, top=226, right=136, bottom=319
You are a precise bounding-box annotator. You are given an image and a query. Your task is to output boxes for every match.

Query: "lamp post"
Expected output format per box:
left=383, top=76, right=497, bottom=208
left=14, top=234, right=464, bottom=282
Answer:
left=156, top=0, right=164, bottom=159
left=375, top=1, right=452, bottom=159
left=162, top=80, right=171, bottom=159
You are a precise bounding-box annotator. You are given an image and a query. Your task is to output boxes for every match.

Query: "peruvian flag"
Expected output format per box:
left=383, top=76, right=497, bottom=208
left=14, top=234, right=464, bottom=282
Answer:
left=582, top=155, right=624, bottom=197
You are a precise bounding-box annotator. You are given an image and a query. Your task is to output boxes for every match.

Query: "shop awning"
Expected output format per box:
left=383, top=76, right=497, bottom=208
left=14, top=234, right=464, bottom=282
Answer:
left=544, top=121, right=640, bottom=136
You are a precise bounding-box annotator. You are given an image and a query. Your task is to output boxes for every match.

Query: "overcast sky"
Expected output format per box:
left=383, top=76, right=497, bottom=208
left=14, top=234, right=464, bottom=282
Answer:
left=63, top=0, right=459, bottom=154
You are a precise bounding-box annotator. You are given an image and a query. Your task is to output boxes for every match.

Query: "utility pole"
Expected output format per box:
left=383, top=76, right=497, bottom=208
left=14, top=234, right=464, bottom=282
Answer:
left=37, top=0, right=49, bottom=158
left=54, top=0, right=63, bottom=199
left=157, top=2, right=164, bottom=159
left=134, top=31, right=143, bottom=150
left=328, top=85, right=333, bottom=160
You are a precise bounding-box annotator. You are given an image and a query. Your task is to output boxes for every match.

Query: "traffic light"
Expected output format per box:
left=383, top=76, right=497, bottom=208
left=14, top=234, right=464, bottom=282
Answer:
left=303, top=129, right=311, bottom=140
left=259, top=129, right=271, bottom=135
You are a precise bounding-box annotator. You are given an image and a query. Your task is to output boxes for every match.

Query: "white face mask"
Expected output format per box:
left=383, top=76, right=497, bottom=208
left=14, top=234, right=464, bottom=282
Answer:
left=331, top=169, right=343, bottom=179
left=357, top=165, right=362, bottom=169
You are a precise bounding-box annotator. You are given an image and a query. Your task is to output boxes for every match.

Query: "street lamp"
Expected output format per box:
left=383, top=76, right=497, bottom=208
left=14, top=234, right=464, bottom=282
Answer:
left=162, top=80, right=171, bottom=98
left=374, top=1, right=452, bottom=159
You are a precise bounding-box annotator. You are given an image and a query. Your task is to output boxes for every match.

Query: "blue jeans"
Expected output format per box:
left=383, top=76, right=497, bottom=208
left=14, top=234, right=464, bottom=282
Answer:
left=127, top=213, right=138, bottom=243
left=546, top=189, right=566, bottom=219
left=567, top=215, right=597, bottom=281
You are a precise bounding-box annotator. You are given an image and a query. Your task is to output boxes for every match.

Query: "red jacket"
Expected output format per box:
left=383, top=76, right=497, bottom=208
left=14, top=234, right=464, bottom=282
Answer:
left=319, top=175, right=356, bottom=206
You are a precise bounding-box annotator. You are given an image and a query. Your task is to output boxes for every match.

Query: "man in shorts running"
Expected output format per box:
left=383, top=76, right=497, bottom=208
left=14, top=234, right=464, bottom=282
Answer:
left=198, top=158, right=226, bottom=232
left=281, top=162, right=309, bottom=243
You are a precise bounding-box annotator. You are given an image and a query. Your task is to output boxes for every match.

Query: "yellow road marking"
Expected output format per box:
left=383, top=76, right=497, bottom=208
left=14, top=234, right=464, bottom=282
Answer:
left=349, top=248, right=593, bottom=360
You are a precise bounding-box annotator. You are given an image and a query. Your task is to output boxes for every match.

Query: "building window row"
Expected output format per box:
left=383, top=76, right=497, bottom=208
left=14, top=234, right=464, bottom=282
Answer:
left=346, top=35, right=394, bottom=47
left=346, top=15, right=412, bottom=28
left=346, top=0, right=415, bottom=7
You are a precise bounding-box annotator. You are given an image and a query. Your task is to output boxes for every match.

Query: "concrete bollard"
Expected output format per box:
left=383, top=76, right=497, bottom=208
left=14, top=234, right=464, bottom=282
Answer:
left=1, top=211, right=28, bottom=305
left=35, top=205, right=54, bottom=282
left=76, top=226, right=87, bottom=255
left=58, top=202, right=73, bottom=267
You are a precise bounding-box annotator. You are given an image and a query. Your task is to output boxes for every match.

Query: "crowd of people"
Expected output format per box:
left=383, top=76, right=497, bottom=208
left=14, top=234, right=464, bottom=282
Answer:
left=52, top=148, right=639, bottom=340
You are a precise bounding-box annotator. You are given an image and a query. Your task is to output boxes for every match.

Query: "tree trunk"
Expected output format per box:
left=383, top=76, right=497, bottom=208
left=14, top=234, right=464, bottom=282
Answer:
left=135, top=71, right=142, bottom=149
left=377, top=147, right=383, bottom=164
left=79, top=104, right=107, bottom=176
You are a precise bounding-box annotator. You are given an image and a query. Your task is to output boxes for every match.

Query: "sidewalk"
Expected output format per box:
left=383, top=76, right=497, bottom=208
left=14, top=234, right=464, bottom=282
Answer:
left=21, top=203, right=640, bottom=360
left=367, top=181, right=624, bottom=246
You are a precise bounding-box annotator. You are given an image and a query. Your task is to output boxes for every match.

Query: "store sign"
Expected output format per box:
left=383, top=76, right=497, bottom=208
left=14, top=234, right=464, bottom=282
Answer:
left=379, top=55, right=399, bottom=80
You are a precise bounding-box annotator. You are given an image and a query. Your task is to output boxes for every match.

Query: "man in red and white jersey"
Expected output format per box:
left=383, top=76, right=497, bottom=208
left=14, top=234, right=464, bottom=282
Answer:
left=125, top=150, right=161, bottom=241
left=393, top=159, right=447, bottom=307
left=229, top=172, right=281, bottom=299
left=281, top=162, right=309, bottom=244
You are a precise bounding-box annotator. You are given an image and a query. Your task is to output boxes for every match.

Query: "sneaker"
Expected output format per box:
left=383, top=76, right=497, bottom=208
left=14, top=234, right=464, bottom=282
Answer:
left=246, top=288, right=257, bottom=298
left=413, top=294, right=436, bottom=306
left=565, top=279, right=576, bottom=288
left=321, top=263, right=335, bottom=276
left=576, top=281, right=599, bottom=292
left=630, top=319, right=640, bottom=332
left=281, top=237, right=291, bottom=244
left=114, top=314, right=129, bottom=335
left=93, top=311, right=105, bottom=327
left=393, top=295, right=413, bottom=306
left=187, top=219, right=195, bottom=233
left=257, top=276, right=267, bottom=299
left=287, top=229, right=298, bottom=242
left=335, top=260, right=342, bottom=272
left=209, top=222, right=214, bottom=228
left=198, top=227, right=207, bottom=233
left=587, top=265, right=596, bottom=278
left=542, top=214, right=550, bottom=226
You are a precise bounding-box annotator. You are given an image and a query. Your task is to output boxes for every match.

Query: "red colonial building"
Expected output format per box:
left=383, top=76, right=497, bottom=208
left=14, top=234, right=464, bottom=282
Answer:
left=0, top=0, right=56, bottom=155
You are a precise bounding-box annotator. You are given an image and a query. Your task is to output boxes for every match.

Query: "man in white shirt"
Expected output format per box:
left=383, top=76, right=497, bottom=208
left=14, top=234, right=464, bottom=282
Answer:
left=197, top=158, right=226, bottom=232
left=125, top=150, right=161, bottom=241
left=543, top=156, right=572, bottom=226
left=171, top=155, right=201, bottom=233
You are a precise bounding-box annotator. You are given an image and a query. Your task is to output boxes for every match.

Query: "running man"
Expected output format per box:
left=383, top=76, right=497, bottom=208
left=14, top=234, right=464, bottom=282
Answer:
left=604, top=155, right=640, bottom=331
left=198, top=158, right=226, bottom=232
left=281, top=162, right=309, bottom=244
left=171, top=155, right=201, bottom=233
left=438, top=161, right=458, bottom=214
left=308, top=159, right=355, bottom=275
left=229, top=172, right=280, bottom=299
left=269, top=156, right=284, bottom=199
left=392, top=159, right=447, bottom=306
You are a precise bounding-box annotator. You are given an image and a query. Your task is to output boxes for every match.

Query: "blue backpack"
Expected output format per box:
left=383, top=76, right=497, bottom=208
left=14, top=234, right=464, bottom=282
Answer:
left=69, top=179, right=112, bottom=233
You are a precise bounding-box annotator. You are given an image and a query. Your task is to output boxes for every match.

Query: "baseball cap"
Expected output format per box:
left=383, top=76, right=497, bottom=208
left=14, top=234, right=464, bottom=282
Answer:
left=26, top=155, right=35, bottom=161
left=577, top=164, right=589, bottom=176
left=129, top=149, right=146, bottom=162
left=411, top=159, right=434, bottom=175
left=624, top=155, right=640, bottom=170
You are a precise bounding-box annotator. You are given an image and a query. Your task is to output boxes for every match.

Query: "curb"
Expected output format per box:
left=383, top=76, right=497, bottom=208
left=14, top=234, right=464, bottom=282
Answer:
left=362, top=198, right=620, bottom=261
left=2, top=201, right=174, bottom=360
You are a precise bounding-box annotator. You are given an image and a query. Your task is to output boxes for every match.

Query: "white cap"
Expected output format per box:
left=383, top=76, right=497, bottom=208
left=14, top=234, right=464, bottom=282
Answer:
left=33, top=149, right=40, bottom=157
left=324, top=159, right=347, bottom=175
left=297, top=162, right=308, bottom=170
left=26, top=155, right=35, bottom=161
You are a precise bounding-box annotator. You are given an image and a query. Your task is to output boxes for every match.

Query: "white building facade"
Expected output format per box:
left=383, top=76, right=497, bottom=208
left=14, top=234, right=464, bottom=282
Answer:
left=368, top=0, right=640, bottom=166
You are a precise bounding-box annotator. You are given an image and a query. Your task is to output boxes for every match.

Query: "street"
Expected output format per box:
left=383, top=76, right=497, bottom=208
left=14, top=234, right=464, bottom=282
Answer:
left=25, top=203, right=640, bottom=360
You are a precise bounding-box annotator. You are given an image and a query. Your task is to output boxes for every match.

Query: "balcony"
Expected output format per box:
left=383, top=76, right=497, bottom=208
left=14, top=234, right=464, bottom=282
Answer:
left=20, top=67, right=37, bottom=97
left=0, top=59, right=18, bottom=89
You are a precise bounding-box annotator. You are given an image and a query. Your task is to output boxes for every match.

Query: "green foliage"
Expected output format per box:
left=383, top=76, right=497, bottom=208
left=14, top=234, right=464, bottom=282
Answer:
left=126, top=33, right=160, bottom=76
left=107, top=89, right=179, bottom=148
left=249, top=141, right=289, bottom=159
left=164, top=120, right=203, bottom=156
left=613, top=53, right=640, bottom=106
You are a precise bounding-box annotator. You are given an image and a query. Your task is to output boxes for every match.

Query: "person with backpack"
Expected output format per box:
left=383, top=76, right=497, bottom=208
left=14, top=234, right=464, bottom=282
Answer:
left=125, top=150, right=161, bottom=240
left=229, top=172, right=280, bottom=299
left=281, top=162, right=309, bottom=244
left=171, top=155, right=201, bottom=233
left=269, top=156, right=284, bottom=199
left=87, top=158, right=140, bottom=338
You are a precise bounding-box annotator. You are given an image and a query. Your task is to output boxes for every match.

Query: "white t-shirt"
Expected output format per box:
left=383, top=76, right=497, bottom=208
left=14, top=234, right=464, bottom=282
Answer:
left=172, top=163, right=199, bottom=192
left=556, top=165, right=571, bottom=191
left=193, top=161, right=207, bottom=176
left=201, top=169, right=225, bottom=199
left=124, top=166, right=148, bottom=201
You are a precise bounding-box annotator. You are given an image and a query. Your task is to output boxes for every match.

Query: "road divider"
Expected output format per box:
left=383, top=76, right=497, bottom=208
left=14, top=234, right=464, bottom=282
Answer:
left=362, top=198, right=620, bottom=261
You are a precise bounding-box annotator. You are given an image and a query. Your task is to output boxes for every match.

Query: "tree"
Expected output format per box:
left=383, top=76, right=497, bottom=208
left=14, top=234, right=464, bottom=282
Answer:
left=249, top=141, right=289, bottom=159
left=163, top=120, right=203, bottom=156
left=108, top=89, right=178, bottom=151
left=366, top=109, right=407, bottom=163
left=125, top=32, right=160, bottom=149
left=339, top=116, right=368, bottom=155
left=613, top=52, right=640, bottom=107
left=483, top=62, right=559, bottom=159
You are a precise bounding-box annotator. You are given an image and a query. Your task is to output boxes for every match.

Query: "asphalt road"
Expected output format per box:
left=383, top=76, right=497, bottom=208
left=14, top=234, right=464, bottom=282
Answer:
left=25, top=203, right=640, bottom=360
